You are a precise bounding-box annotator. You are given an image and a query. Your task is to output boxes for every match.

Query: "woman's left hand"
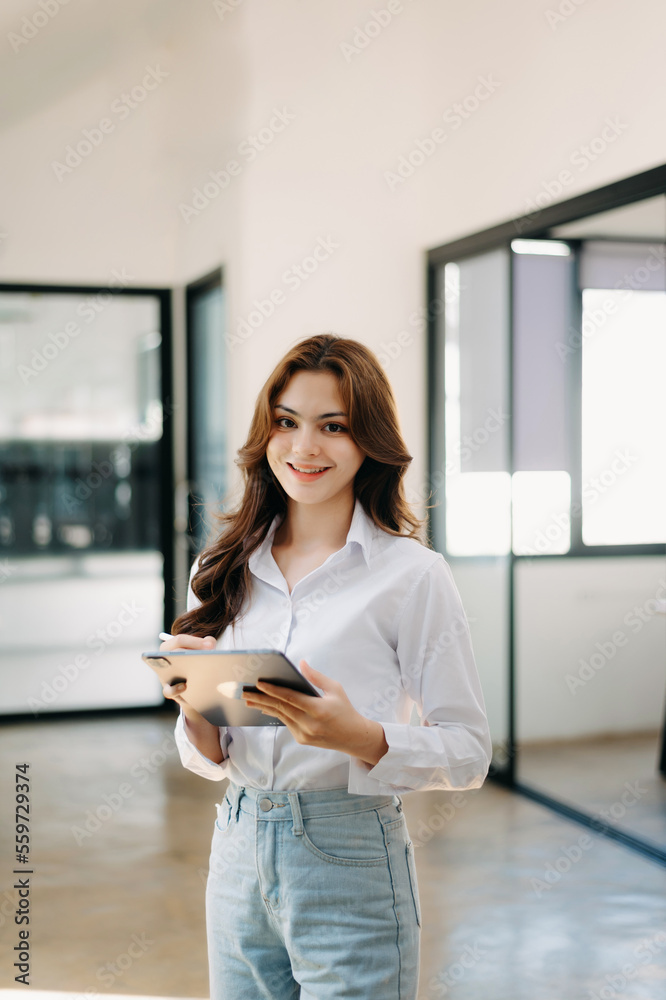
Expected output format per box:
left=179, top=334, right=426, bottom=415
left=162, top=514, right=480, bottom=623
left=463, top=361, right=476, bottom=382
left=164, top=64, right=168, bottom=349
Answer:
left=241, top=661, right=388, bottom=766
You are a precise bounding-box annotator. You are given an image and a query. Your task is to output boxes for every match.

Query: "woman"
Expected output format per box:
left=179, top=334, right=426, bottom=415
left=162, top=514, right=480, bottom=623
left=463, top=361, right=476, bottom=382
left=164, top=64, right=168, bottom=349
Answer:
left=162, top=333, right=492, bottom=1000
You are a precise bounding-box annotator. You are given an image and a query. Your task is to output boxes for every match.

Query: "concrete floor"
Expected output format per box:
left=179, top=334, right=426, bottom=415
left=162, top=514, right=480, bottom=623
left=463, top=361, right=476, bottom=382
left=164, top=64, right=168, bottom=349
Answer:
left=1, top=711, right=666, bottom=999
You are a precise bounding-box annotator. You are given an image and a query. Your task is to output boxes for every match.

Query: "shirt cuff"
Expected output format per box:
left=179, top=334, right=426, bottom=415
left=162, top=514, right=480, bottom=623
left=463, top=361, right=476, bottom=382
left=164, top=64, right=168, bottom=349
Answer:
left=174, top=709, right=231, bottom=781
left=347, top=721, right=490, bottom=795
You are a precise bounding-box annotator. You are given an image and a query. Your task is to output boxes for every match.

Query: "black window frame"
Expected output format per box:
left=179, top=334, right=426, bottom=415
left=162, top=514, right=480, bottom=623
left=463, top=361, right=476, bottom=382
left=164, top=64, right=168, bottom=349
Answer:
left=427, top=164, right=666, bottom=866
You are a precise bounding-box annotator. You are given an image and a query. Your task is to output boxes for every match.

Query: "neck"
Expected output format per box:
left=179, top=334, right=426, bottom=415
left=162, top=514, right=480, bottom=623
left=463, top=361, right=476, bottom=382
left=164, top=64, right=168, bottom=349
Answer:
left=276, top=491, right=356, bottom=551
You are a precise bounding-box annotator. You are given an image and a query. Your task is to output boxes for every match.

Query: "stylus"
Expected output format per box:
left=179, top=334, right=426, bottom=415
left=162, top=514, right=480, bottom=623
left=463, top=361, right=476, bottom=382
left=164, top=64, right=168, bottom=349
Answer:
left=159, top=632, right=174, bottom=641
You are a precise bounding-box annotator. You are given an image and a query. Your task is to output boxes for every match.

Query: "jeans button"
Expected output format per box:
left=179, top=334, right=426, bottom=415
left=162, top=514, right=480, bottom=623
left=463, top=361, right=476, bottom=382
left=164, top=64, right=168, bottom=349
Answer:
left=259, top=797, right=273, bottom=811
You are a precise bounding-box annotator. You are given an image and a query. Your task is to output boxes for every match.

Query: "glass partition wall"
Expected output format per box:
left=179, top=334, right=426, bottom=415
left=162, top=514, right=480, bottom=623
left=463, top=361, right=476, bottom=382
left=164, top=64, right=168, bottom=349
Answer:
left=428, top=166, right=666, bottom=863
left=0, top=283, right=173, bottom=715
left=429, top=250, right=513, bottom=775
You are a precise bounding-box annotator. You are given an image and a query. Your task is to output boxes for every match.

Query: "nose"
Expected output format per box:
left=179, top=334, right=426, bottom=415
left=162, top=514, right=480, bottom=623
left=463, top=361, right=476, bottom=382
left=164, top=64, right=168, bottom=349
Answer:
left=292, top=425, right=320, bottom=457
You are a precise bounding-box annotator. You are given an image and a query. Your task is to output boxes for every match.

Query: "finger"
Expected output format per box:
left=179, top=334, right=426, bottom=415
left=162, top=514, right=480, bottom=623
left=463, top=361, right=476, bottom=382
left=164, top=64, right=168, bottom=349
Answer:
left=251, top=697, right=308, bottom=727
left=299, top=661, right=334, bottom=689
left=247, top=684, right=322, bottom=727
left=160, top=633, right=216, bottom=651
left=255, top=681, right=316, bottom=709
left=163, top=682, right=186, bottom=698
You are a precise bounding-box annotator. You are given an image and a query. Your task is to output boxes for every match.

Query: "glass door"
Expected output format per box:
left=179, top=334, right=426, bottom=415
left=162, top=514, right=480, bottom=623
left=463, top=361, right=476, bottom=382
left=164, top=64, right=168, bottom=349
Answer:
left=0, top=285, right=172, bottom=715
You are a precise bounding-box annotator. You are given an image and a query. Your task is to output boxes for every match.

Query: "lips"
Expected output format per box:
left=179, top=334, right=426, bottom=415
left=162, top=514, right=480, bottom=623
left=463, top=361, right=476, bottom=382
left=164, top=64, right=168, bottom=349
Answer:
left=287, top=462, right=331, bottom=480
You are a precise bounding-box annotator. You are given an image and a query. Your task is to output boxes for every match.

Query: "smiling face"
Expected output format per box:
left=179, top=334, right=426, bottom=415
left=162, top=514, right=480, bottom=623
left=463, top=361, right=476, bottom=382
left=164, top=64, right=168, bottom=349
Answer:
left=266, top=370, right=366, bottom=508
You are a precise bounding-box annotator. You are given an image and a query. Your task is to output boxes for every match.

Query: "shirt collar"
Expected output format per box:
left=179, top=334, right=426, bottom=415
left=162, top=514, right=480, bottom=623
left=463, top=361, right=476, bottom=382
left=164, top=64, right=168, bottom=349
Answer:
left=248, top=497, right=375, bottom=581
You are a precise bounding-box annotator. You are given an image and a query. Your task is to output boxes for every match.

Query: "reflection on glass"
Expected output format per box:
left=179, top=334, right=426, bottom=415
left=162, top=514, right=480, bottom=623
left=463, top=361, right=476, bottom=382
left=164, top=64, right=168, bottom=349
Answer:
left=0, top=292, right=162, bottom=555
left=0, top=293, right=161, bottom=441
left=581, top=288, right=666, bottom=545
left=511, top=239, right=571, bottom=256
left=445, top=472, right=511, bottom=556
left=511, top=471, right=571, bottom=555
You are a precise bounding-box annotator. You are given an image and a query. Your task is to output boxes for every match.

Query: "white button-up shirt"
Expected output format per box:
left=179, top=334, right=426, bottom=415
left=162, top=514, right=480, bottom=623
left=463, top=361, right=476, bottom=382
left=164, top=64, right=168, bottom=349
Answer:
left=174, top=498, right=492, bottom=795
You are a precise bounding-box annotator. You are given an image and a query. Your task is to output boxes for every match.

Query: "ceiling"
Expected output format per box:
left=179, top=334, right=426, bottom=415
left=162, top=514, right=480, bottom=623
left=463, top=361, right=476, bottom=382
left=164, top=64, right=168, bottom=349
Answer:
left=0, top=0, right=192, bottom=133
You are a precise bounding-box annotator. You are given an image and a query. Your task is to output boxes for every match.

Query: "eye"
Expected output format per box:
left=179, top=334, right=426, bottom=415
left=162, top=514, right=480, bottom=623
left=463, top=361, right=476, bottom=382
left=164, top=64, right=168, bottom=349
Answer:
left=324, top=422, right=347, bottom=433
left=275, top=417, right=296, bottom=428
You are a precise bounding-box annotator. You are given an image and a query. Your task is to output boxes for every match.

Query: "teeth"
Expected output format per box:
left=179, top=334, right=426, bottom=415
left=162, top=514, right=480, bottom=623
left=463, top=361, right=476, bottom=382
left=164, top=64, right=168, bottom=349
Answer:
left=291, top=465, right=327, bottom=473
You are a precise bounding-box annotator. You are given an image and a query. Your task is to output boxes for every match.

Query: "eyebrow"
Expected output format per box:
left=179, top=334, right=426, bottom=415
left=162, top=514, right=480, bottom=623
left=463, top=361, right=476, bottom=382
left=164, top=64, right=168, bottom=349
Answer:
left=275, top=405, right=347, bottom=419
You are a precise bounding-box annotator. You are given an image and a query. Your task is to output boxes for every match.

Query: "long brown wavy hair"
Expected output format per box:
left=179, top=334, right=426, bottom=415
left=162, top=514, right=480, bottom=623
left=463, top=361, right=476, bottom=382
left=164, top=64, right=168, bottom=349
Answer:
left=171, top=333, right=428, bottom=639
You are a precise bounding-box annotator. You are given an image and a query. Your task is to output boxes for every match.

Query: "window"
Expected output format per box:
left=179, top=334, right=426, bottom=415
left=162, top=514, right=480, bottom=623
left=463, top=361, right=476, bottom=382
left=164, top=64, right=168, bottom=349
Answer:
left=581, top=287, right=666, bottom=545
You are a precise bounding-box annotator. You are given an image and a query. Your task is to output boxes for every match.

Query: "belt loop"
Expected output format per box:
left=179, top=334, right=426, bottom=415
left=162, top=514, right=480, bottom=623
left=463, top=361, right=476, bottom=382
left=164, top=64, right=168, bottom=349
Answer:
left=287, top=790, right=304, bottom=837
left=231, top=784, right=244, bottom=822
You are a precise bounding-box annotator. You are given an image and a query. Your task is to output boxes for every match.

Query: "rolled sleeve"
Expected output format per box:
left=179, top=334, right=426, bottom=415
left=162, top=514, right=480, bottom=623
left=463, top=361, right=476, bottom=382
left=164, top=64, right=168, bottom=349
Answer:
left=174, top=708, right=232, bottom=781
left=348, top=556, right=492, bottom=795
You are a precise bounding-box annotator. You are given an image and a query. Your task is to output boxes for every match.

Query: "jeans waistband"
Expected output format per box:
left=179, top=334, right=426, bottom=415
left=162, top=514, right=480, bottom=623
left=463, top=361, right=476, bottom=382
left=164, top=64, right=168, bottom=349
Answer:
left=226, top=780, right=402, bottom=822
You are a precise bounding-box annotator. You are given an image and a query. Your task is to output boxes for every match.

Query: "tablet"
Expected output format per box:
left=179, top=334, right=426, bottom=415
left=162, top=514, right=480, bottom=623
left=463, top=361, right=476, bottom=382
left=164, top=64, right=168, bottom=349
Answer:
left=141, top=648, right=322, bottom=727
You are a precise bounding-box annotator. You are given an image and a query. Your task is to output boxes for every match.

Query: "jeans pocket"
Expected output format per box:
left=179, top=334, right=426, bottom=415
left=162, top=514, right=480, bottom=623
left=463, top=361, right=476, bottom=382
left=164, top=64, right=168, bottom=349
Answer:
left=405, top=840, right=422, bottom=928
left=300, top=810, right=388, bottom=866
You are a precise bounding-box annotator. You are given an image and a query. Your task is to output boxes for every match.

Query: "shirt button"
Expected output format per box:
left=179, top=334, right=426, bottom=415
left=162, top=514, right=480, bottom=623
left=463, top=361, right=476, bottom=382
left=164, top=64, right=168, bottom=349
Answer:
left=259, top=797, right=273, bottom=811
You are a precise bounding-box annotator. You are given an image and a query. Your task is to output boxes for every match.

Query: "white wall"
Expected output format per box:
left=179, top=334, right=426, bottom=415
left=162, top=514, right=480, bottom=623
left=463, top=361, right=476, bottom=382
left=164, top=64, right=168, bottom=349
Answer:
left=3, top=0, right=666, bottom=486
left=2, top=0, right=665, bottom=731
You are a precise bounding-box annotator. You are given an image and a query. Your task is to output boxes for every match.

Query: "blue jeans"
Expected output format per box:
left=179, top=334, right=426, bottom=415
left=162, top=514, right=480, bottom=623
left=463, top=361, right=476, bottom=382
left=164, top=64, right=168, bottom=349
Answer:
left=205, top=781, right=422, bottom=999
